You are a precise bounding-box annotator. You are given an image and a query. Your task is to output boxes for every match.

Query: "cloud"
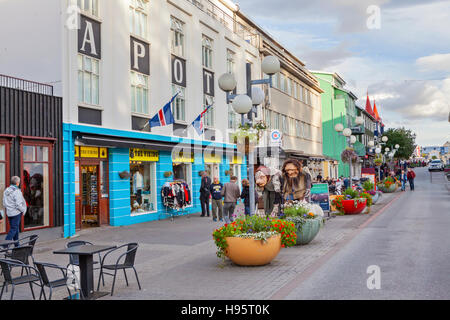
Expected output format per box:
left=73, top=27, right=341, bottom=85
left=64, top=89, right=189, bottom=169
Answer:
left=416, top=53, right=450, bottom=72
left=370, top=78, right=450, bottom=121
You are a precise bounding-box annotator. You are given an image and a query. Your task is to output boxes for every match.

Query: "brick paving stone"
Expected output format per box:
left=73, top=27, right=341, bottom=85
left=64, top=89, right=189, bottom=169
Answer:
left=1, top=192, right=398, bottom=300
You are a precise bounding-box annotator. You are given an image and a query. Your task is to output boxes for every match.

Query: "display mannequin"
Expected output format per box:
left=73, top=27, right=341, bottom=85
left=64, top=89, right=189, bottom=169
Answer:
left=133, top=169, right=144, bottom=205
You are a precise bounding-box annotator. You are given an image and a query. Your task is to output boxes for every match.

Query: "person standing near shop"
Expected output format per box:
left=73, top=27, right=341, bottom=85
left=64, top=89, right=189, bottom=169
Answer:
left=240, top=179, right=259, bottom=216
left=209, top=177, right=223, bottom=222
left=407, top=167, right=416, bottom=191
left=199, top=172, right=211, bottom=217
left=222, top=176, right=241, bottom=223
left=3, top=176, right=27, bottom=246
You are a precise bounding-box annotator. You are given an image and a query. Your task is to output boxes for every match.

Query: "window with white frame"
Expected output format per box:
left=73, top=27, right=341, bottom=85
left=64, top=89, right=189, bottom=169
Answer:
left=78, top=54, right=99, bottom=105
left=299, top=84, right=304, bottom=102
left=282, top=115, right=288, bottom=134
left=203, top=95, right=215, bottom=127
left=265, top=108, right=272, bottom=129
left=304, top=123, right=312, bottom=139
left=273, top=113, right=280, bottom=130
left=226, top=49, right=235, bottom=74
left=293, top=81, right=298, bottom=99
left=171, top=16, right=185, bottom=57
left=78, top=0, right=98, bottom=16
left=172, top=85, right=186, bottom=122
left=131, top=71, right=149, bottom=114
left=296, top=120, right=302, bottom=137
left=228, top=104, right=237, bottom=129
left=289, top=118, right=296, bottom=136
left=202, top=36, right=213, bottom=69
left=279, top=73, right=286, bottom=92
left=287, top=78, right=293, bottom=96
left=306, top=90, right=311, bottom=105
left=129, top=0, right=149, bottom=39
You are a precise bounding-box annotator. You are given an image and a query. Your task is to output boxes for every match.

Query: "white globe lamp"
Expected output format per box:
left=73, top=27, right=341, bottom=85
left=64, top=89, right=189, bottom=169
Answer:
left=355, top=116, right=364, bottom=125
left=385, top=147, right=390, bottom=152
left=334, top=123, right=344, bottom=132
left=343, top=128, right=352, bottom=137
left=395, top=144, right=400, bottom=149
left=375, top=147, right=381, bottom=154
left=382, top=136, right=388, bottom=143
left=261, top=56, right=281, bottom=75
left=251, top=87, right=265, bottom=106
left=350, top=135, right=357, bottom=144
left=368, top=140, right=375, bottom=147
left=232, top=94, right=252, bottom=114
left=218, top=73, right=237, bottom=92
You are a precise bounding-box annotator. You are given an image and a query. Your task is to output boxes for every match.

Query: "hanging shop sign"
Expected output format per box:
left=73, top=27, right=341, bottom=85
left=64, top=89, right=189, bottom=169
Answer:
left=129, top=148, right=159, bottom=162
left=130, top=36, right=150, bottom=75
left=172, top=151, right=194, bottom=163
left=172, top=55, right=187, bottom=87
left=74, top=161, right=80, bottom=197
left=78, top=14, right=101, bottom=59
left=76, top=146, right=108, bottom=159
left=230, top=155, right=243, bottom=165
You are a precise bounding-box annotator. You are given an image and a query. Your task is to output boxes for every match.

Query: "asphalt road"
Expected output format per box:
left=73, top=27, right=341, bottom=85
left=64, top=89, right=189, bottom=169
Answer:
left=285, top=167, right=450, bottom=300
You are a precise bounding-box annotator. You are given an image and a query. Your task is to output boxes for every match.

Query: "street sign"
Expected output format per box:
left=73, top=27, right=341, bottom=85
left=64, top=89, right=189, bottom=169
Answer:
left=270, top=130, right=282, bottom=147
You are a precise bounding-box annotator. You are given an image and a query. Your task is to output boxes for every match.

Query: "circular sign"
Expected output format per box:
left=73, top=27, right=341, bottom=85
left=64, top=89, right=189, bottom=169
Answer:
left=271, top=130, right=281, bottom=141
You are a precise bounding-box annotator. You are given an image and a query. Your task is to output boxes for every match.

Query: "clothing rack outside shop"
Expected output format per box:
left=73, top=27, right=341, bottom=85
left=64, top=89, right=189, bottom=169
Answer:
left=161, top=180, right=192, bottom=222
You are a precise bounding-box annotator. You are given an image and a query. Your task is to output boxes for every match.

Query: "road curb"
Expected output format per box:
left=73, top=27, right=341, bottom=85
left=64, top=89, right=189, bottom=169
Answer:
left=269, top=191, right=405, bottom=300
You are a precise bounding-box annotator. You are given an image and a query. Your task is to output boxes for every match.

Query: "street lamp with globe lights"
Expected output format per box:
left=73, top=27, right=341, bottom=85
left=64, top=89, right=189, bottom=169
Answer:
left=218, top=55, right=281, bottom=216
left=335, top=124, right=355, bottom=181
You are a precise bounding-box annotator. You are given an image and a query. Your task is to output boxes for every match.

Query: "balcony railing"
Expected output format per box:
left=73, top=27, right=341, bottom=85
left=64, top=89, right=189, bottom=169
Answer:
left=185, top=0, right=259, bottom=47
left=0, top=74, right=54, bottom=96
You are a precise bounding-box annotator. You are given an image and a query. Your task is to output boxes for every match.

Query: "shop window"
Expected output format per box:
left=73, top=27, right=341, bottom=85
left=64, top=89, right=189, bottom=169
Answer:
left=22, top=145, right=51, bottom=230
left=0, top=144, right=6, bottom=234
left=172, top=163, right=192, bottom=204
left=130, top=162, right=156, bottom=214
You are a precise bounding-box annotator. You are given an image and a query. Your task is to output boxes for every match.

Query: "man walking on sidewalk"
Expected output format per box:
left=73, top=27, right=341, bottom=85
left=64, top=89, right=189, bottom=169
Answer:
left=3, top=176, right=27, bottom=246
left=407, top=167, right=416, bottom=191
left=199, top=172, right=212, bottom=217
left=400, top=169, right=407, bottom=191
left=222, top=176, right=241, bottom=223
left=209, top=177, right=224, bottom=222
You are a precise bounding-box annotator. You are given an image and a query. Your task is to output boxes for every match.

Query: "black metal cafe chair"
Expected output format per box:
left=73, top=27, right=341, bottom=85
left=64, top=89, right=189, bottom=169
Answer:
left=66, top=240, right=104, bottom=285
left=0, top=258, right=43, bottom=300
left=97, top=243, right=142, bottom=296
left=34, top=261, right=84, bottom=300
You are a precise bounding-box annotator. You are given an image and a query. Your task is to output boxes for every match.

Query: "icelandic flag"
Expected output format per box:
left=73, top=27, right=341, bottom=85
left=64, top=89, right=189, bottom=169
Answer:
left=149, top=93, right=178, bottom=128
left=192, top=105, right=213, bottom=135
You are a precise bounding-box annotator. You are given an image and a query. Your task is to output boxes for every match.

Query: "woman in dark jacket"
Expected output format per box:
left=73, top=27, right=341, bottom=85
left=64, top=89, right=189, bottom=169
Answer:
left=240, top=179, right=259, bottom=216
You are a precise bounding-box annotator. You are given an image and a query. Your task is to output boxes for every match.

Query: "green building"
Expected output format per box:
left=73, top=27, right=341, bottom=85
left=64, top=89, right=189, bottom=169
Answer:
left=311, top=71, right=359, bottom=178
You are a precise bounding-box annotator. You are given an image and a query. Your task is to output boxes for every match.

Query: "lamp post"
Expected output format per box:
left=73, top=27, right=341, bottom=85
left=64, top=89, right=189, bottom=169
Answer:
left=335, top=124, right=353, bottom=181
left=219, top=55, right=281, bottom=216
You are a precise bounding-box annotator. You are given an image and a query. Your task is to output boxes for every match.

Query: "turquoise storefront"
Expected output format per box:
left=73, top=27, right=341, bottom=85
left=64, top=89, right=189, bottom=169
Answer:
left=63, top=123, right=246, bottom=238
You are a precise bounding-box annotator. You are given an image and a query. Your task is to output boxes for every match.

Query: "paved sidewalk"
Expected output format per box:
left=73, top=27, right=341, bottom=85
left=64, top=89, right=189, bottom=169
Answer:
left=2, top=191, right=401, bottom=300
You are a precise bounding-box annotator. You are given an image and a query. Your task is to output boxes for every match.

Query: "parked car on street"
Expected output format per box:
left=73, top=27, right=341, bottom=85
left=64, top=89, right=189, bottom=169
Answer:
left=428, top=159, right=444, bottom=171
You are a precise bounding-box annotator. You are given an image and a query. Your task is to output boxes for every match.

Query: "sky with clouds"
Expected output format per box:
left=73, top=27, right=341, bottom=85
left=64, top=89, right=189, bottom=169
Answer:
left=236, top=0, right=450, bottom=147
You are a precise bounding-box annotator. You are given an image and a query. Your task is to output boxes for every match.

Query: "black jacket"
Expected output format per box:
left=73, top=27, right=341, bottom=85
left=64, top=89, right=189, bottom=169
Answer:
left=240, top=186, right=259, bottom=207
left=199, top=176, right=212, bottom=197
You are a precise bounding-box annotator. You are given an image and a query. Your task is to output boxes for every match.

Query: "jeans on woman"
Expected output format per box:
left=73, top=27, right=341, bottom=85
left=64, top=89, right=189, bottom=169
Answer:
left=408, top=179, right=415, bottom=191
left=401, top=181, right=406, bottom=191
left=5, top=213, right=22, bottom=245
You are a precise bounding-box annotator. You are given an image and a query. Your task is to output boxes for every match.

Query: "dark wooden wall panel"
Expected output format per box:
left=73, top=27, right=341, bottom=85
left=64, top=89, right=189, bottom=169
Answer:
left=0, top=86, right=63, bottom=227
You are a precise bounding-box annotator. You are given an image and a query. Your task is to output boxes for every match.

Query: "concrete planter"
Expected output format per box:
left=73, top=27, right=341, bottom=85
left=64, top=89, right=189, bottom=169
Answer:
left=292, top=217, right=322, bottom=245
left=380, top=184, right=398, bottom=193
left=225, top=234, right=281, bottom=266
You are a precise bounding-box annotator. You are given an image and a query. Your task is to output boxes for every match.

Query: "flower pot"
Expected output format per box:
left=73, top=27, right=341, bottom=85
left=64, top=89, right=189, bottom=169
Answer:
left=294, top=217, right=322, bottom=245
left=380, top=184, right=398, bottom=193
left=372, top=192, right=380, bottom=204
left=225, top=234, right=281, bottom=266
left=342, top=198, right=367, bottom=215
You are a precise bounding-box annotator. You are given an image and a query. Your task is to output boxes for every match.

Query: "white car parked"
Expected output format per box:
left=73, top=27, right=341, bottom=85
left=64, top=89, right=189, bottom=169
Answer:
left=428, top=159, right=444, bottom=171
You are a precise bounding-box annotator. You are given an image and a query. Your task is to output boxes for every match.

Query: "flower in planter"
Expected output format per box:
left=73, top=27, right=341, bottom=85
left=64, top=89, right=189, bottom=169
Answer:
left=212, top=215, right=296, bottom=260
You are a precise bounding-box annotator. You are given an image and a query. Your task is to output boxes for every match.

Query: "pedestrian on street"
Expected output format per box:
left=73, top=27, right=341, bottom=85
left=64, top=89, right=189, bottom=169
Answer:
left=3, top=176, right=27, bottom=246
left=209, top=177, right=223, bottom=222
left=222, top=176, right=241, bottom=223
left=400, top=169, right=407, bottom=191
left=316, top=172, right=323, bottom=183
left=240, top=179, right=259, bottom=216
left=407, top=167, right=416, bottom=191
left=199, top=172, right=211, bottom=217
